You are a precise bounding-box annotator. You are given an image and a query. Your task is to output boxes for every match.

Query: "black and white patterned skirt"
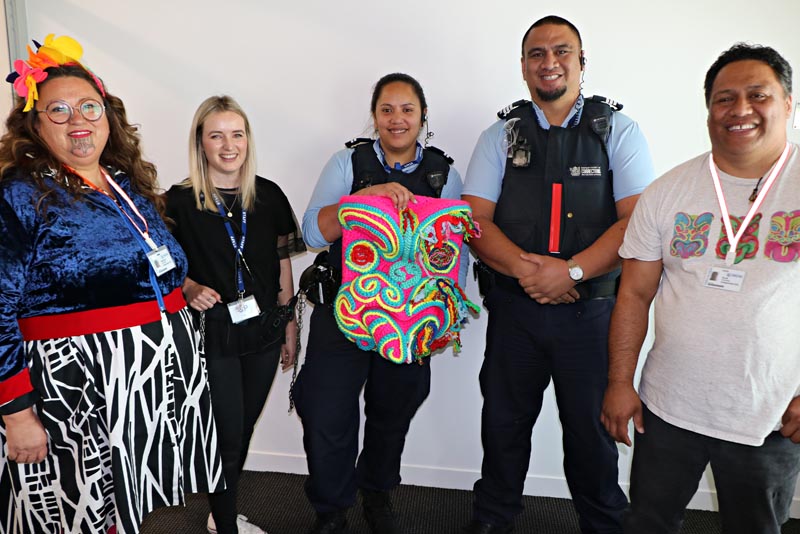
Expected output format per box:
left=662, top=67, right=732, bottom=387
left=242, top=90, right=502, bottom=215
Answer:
left=0, top=307, right=224, bottom=534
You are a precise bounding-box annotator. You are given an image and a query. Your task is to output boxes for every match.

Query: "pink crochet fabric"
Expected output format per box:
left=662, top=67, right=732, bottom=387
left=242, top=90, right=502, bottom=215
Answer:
left=334, top=195, right=480, bottom=364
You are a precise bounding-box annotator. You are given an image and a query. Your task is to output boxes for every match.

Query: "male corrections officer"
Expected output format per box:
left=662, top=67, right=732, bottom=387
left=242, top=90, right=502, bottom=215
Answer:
left=462, top=15, right=654, bottom=534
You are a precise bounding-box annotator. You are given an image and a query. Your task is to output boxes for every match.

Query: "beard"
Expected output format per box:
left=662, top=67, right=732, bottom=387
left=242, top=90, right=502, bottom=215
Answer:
left=536, top=86, right=567, bottom=102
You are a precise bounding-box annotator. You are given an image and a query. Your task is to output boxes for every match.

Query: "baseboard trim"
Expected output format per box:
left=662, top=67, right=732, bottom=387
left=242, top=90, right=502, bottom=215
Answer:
left=243, top=451, right=800, bottom=517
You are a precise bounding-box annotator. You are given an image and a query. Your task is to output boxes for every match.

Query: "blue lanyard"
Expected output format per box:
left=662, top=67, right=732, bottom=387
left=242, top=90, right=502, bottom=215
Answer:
left=211, top=193, right=248, bottom=297
left=378, top=142, right=423, bottom=172
left=532, top=95, right=583, bottom=129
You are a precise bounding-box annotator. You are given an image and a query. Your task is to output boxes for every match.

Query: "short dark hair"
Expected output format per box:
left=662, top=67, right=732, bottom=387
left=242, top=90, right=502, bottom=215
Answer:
left=370, top=73, right=428, bottom=123
left=704, top=43, right=793, bottom=107
left=521, top=15, right=583, bottom=57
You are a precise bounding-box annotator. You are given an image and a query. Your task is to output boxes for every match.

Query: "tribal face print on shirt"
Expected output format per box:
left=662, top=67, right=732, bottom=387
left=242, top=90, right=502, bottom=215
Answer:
left=765, top=210, right=800, bottom=262
left=671, top=211, right=714, bottom=259
left=716, top=213, right=761, bottom=263
left=670, top=209, right=800, bottom=264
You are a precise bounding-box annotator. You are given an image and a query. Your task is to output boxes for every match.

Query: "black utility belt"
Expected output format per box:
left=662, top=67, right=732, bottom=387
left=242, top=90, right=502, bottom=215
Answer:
left=492, top=270, right=617, bottom=301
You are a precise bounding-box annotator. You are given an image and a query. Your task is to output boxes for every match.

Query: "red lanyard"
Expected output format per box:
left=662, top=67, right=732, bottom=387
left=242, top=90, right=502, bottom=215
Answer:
left=708, top=143, right=791, bottom=265
left=64, top=165, right=158, bottom=251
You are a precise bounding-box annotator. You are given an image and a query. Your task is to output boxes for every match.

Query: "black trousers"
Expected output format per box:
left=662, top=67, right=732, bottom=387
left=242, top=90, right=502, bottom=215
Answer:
left=625, top=405, right=800, bottom=534
left=472, top=286, right=626, bottom=533
left=204, top=317, right=281, bottom=534
left=293, top=305, right=431, bottom=514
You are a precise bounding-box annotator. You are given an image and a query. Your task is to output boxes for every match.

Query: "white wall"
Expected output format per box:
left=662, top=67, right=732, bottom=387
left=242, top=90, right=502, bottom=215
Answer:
left=24, top=0, right=800, bottom=515
left=0, top=2, right=16, bottom=115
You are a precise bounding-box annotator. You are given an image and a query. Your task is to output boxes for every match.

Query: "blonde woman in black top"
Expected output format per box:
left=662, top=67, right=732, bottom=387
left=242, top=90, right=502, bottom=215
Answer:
left=166, top=95, right=305, bottom=534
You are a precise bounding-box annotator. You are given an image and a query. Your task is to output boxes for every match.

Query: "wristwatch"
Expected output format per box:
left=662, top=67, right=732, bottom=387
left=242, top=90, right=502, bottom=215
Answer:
left=567, top=258, right=584, bottom=283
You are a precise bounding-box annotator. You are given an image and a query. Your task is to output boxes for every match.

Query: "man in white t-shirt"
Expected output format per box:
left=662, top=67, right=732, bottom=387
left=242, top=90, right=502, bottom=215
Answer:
left=601, top=43, right=800, bottom=534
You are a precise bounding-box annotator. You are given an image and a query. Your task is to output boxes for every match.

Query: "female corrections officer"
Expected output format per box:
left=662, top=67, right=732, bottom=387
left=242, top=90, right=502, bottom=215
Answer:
left=294, top=73, right=464, bottom=534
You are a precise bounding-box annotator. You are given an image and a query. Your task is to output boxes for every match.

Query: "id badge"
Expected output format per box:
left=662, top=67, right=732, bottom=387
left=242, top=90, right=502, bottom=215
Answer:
left=227, top=295, right=261, bottom=324
left=146, top=245, right=177, bottom=276
left=703, top=266, right=746, bottom=292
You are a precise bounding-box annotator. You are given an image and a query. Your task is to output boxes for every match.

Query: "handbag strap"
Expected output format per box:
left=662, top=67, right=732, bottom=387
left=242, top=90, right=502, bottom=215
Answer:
left=288, top=290, right=306, bottom=413
left=198, top=311, right=206, bottom=354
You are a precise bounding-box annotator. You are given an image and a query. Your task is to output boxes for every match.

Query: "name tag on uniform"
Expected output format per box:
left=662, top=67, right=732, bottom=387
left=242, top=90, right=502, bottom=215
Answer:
left=146, top=245, right=177, bottom=276
left=227, top=295, right=261, bottom=323
left=703, top=266, right=745, bottom=292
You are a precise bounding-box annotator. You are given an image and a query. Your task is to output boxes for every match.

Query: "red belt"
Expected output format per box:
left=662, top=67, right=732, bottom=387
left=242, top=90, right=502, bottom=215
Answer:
left=18, top=288, right=186, bottom=341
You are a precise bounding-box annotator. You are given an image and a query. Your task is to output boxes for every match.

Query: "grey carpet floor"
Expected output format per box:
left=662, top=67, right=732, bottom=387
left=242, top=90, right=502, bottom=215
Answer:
left=140, top=471, right=800, bottom=534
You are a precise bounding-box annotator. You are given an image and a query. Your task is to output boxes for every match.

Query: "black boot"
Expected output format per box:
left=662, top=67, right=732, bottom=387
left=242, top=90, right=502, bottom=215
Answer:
left=360, top=489, right=402, bottom=534
left=306, top=510, right=347, bottom=534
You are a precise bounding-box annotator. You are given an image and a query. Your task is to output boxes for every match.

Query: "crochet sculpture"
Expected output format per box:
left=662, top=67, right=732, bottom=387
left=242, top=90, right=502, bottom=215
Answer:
left=334, top=194, right=481, bottom=364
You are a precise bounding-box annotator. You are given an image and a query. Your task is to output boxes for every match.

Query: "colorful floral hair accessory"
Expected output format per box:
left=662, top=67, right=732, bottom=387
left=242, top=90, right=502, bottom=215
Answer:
left=5, top=34, right=105, bottom=112
left=7, top=60, right=47, bottom=112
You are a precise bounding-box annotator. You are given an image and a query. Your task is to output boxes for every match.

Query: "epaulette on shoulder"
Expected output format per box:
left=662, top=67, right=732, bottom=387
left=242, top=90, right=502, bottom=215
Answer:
left=497, top=99, right=530, bottom=119
left=345, top=137, right=373, bottom=149
left=424, top=145, right=454, bottom=165
left=587, top=95, right=623, bottom=111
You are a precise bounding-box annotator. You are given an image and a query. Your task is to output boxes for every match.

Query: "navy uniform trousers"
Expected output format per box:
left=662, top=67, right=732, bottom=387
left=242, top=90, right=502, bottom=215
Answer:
left=293, top=304, right=431, bottom=514
left=472, top=285, right=627, bottom=534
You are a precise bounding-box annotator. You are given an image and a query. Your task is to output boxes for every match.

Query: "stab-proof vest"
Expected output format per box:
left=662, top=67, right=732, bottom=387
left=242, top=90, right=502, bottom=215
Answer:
left=495, top=96, right=619, bottom=263
left=326, top=139, right=453, bottom=281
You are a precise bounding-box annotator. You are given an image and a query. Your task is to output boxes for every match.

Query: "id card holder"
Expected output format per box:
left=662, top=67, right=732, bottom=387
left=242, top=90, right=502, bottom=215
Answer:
left=703, top=266, right=746, bottom=292
left=227, top=295, right=261, bottom=324
left=147, top=245, right=177, bottom=276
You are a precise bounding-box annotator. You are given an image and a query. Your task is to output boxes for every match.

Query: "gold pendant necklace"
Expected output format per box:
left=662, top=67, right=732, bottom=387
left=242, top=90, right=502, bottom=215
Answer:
left=219, top=193, right=236, bottom=217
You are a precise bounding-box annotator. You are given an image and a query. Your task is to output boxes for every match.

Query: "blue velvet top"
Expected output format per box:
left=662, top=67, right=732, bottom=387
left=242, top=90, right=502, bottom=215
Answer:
left=0, top=168, right=188, bottom=408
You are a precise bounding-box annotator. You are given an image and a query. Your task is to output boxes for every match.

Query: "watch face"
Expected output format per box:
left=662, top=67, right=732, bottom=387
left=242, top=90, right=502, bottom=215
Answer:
left=569, top=265, right=583, bottom=281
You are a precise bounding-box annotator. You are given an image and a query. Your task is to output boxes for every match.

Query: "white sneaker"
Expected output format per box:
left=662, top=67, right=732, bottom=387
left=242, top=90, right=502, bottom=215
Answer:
left=235, top=515, right=267, bottom=534
left=206, top=512, right=266, bottom=534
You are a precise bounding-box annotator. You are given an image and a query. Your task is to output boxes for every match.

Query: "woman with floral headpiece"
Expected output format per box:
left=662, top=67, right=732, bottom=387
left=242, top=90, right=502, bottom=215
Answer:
left=0, top=35, right=223, bottom=533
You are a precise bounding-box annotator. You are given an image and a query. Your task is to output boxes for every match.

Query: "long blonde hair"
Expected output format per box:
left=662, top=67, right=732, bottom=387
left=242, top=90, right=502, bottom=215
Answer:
left=186, top=95, right=257, bottom=211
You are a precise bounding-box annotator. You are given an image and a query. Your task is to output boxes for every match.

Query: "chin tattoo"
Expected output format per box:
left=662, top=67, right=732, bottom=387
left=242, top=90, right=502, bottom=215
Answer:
left=71, top=137, right=95, bottom=156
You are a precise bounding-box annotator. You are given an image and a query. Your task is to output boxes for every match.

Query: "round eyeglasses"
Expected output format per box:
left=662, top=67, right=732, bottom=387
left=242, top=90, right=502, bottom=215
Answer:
left=36, top=99, right=106, bottom=124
